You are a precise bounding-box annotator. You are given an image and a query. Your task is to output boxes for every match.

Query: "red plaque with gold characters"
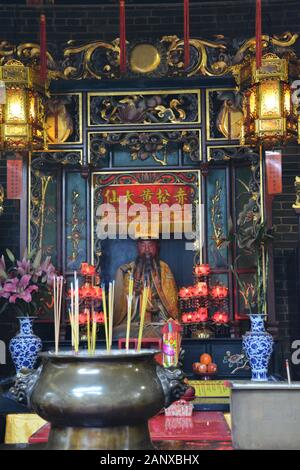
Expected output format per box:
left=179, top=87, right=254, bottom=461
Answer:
left=265, top=150, right=282, bottom=195
left=7, top=157, right=23, bottom=200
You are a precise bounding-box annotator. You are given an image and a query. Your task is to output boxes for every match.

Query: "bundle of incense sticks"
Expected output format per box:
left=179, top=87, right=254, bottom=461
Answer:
left=125, top=274, right=134, bottom=350
left=101, top=283, right=109, bottom=351
left=137, top=282, right=150, bottom=352
left=53, top=275, right=64, bottom=354
left=69, top=272, right=80, bottom=353
left=91, top=305, right=97, bottom=353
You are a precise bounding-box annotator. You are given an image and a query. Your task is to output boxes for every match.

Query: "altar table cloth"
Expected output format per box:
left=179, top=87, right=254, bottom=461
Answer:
left=28, top=412, right=232, bottom=444
left=5, top=414, right=47, bottom=444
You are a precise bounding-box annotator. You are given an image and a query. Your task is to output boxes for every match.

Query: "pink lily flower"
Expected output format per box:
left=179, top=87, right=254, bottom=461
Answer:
left=16, top=258, right=31, bottom=277
left=0, top=274, right=38, bottom=304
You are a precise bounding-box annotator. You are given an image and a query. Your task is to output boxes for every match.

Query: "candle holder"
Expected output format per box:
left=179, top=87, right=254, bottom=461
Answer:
left=179, top=264, right=230, bottom=338
left=68, top=263, right=104, bottom=344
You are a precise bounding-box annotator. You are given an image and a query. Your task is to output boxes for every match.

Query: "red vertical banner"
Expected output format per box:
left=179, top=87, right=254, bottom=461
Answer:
left=256, top=0, right=262, bottom=69
left=119, top=0, right=126, bottom=74
left=265, top=150, right=282, bottom=195
left=184, top=0, right=190, bottom=69
left=7, top=157, right=23, bottom=200
left=40, top=14, right=47, bottom=82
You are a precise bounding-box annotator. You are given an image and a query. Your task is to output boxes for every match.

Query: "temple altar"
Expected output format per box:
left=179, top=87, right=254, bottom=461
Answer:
left=0, top=0, right=300, bottom=453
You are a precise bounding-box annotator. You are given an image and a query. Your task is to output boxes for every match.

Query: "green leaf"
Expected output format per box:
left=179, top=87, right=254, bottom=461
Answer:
left=6, top=249, right=15, bottom=263
left=27, top=249, right=37, bottom=261
left=33, top=250, right=42, bottom=270
left=0, top=269, right=7, bottom=279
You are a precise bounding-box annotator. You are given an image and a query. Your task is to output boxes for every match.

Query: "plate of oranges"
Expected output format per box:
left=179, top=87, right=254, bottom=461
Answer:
left=192, top=353, right=217, bottom=380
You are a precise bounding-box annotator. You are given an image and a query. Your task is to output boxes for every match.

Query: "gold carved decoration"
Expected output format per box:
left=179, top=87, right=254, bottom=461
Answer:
left=0, top=184, right=4, bottom=216
left=0, top=33, right=297, bottom=80
left=217, top=101, right=244, bottom=140
left=31, top=173, right=52, bottom=251
left=293, top=176, right=300, bottom=209
left=46, top=97, right=74, bottom=144
left=210, top=180, right=225, bottom=248
left=130, top=44, right=161, bottom=73
left=0, top=42, right=63, bottom=80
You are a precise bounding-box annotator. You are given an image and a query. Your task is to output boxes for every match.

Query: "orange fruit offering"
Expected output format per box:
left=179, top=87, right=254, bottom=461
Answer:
left=207, top=362, right=217, bottom=373
left=200, top=353, right=212, bottom=365
left=198, top=363, right=207, bottom=373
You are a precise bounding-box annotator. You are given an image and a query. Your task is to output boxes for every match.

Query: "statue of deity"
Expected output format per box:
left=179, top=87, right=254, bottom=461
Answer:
left=113, top=239, right=179, bottom=338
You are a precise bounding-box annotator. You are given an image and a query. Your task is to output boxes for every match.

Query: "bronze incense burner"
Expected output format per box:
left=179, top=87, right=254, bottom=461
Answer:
left=15, top=349, right=186, bottom=450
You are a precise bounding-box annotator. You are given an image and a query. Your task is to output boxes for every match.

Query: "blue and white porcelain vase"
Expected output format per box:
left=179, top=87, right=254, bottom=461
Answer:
left=9, top=317, right=42, bottom=373
left=242, top=314, right=274, bottom=381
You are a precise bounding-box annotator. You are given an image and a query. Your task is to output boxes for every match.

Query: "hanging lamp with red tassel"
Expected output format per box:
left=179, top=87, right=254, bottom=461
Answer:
left=40, top=13, right=47, bottom=82
left=119, top=0, right=126, bottom=74
left=256, top=0, right=262, bottom=69
left=184, top=0, right=190, bottom=69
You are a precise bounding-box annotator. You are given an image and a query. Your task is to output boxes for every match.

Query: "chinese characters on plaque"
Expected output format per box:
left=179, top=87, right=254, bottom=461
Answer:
left=265, top=150, right=282, bottom=195
left=7, top=157, right=23, bottom=199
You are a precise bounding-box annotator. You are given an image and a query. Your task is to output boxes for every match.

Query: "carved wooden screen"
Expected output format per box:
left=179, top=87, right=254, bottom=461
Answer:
left=27, top=85, right=263, bottom=325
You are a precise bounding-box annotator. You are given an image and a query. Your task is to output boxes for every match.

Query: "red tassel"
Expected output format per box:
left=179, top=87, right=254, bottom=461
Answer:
left=27, top=1, right=44, bottom=5
left=119, top=0, right=126, bottom=74
left=256, top=0, right=262, bottom=69
left=40, top=14, right=47, bottom=82
left=184, top=0, right=190, bottom=69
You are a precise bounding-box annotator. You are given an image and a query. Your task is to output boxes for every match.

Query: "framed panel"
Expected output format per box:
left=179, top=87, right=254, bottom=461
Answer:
left=88, top=90, right=201, bottom=127
left=31, top=149, right=83, bottom=166
left=28, top=166, right=58, bottom=265
left=206, top=88, right=243, bottom=141
left=206, top=168, right=229, bottom=268
left=88, top=129, right=202, bottom=167
left=65, top=172, right=88, bottom=272
left=91, top=170, right=202, bottom=286
left=46, top=93, right=83, bottom=145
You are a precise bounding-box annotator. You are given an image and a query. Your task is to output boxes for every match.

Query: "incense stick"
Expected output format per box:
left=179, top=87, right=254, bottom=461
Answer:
left=53, top=275, right=64, bottom=354
left=70, top=282, right=74, bottom=347
left=125, top=274, right=134, bottom=350
left=108, top=281, right=115, bottom=351
left=137, top=283, right=149, bottom=352
left=101, top=283, right=109, bottom=351
left=286, top=359, right=291, bottom=384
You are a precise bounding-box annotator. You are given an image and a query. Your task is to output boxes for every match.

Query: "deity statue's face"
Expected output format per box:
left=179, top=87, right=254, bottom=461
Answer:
left=137, top=240, right=159, bottom=259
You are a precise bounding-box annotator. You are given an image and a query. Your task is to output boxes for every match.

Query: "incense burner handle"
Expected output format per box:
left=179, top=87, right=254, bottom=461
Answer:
left=9, top=366, right=42, bottom=407
left=156, top=365, right=188, bottom=408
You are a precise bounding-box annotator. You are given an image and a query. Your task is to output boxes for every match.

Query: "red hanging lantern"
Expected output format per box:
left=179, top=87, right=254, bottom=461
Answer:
left=211, top=285, right=228, bottom=300
left=40, top=14, right=47, bottom=82
left=80, top=263, right=96, bottom=276
left=184, top=0, right=190, bottom=69
left=212, top=311, right=229, bottom=324
left=192, top=282, right=208, bottom=297
left=194, top=264, right=211, bottom=277
left=195, top=308, right=209, bottom=323
left=95, top=312, right=105, bottom=324
left=179, top=286, right=193, bottom=298
left=256, top=0, right=262, bottom=69
left=119, top=0, right=126, bottom=73
left=93, top=286, right=102, bottom=300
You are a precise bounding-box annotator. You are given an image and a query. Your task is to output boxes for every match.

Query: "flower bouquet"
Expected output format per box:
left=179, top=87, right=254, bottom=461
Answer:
left=0, top=249, right=56, bottom=372
left=0, top=248, right=55, bottom=317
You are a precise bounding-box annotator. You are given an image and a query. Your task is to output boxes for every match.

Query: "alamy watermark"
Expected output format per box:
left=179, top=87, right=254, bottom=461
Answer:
left=291, top=340, right=300, bottom=365
left=95, top=197, right=204, bottom=251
